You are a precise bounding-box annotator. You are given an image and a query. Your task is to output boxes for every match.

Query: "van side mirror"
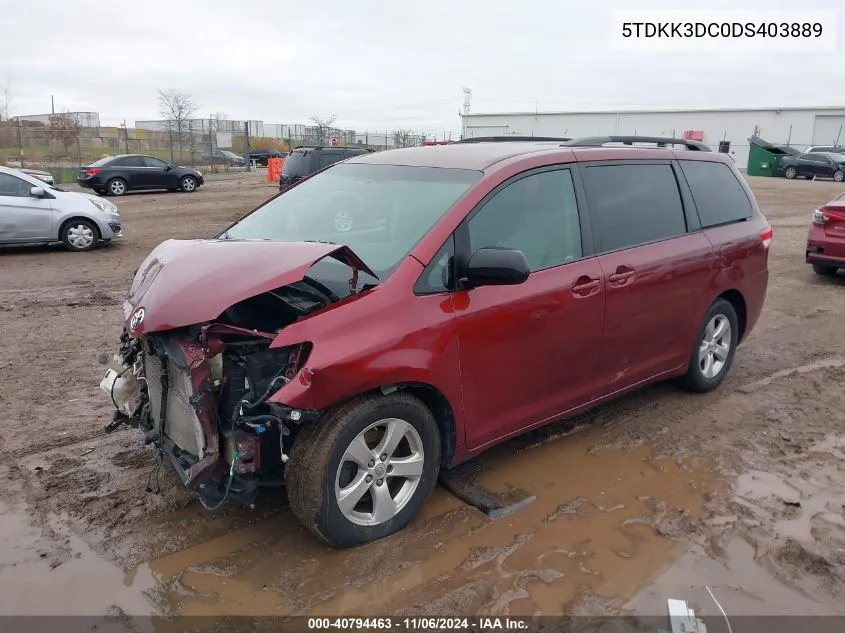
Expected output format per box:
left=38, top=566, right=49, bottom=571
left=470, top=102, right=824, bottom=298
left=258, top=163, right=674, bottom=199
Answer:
left=30, top=186, right=46, bottom=198
left=462, top=247, right=530, bottom=288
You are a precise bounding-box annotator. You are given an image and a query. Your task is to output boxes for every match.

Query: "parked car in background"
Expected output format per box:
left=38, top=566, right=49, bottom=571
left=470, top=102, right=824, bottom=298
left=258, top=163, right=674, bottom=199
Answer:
left=202, top=150, right=246, bottom=167
left=18, top=168, right=55, bottom=186
left=778, top=152, right=845, bottom=181
left=249, top=148, right=286, bottom=166
left=0, top=166, right=122, bottom=251
left=100, top=135, right=771, bottom=548
left=806, top=192, right=845, bottom=277
left=77, top=155, right=204, bottom=196
left=279, top=146, right=375, bottom=190
left=803, top=145, right=845, bottom=154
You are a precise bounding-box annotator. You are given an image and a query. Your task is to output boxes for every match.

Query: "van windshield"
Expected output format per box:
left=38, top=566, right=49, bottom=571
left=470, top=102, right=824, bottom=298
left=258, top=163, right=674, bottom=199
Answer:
left=223, top=163, right=481, bottom=279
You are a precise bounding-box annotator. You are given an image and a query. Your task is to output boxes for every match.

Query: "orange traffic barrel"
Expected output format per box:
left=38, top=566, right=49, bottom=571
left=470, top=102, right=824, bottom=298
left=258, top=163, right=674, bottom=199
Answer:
left=267, top=157, right=284, bottom=182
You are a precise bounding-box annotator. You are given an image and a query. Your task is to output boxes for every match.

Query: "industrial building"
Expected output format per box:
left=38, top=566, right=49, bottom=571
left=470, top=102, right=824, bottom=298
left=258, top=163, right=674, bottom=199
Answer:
left=461, top=106, right=845, bottom=168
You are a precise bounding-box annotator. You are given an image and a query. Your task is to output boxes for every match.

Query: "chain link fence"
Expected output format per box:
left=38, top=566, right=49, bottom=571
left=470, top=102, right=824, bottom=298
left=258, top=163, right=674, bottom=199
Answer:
left=0, top=117, right=434, bottom=183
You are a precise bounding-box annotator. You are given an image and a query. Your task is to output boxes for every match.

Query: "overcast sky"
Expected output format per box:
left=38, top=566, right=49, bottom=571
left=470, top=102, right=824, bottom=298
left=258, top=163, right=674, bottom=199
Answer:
left=1, top=0, right=843, bottom=137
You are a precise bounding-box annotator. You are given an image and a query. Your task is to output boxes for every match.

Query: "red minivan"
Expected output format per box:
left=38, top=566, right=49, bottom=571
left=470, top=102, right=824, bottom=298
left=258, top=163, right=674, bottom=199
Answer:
left=99, top=136, right=771, bottom=547
left=806, top=192, right=845, bottom=276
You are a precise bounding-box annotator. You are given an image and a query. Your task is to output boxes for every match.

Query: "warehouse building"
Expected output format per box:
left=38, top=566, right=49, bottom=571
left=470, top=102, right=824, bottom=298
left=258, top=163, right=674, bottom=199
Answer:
left=461, top=106, right=845, bottom=168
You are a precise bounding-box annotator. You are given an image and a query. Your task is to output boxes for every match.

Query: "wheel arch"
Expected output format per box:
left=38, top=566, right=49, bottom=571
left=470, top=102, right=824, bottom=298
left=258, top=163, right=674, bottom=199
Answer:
left=716, top=288, right=747, bottom=342
left=58, top=216, right=101, bottom=242
left=311, top=382, right=458, bottom=470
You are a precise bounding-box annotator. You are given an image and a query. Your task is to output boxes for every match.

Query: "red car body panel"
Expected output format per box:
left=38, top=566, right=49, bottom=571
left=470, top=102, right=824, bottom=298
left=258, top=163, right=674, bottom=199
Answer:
left=122, top=239, right=375, bottom=335
left=257, top=145, right=770, bottom=468
left=807, top=193, right=845, bottom=266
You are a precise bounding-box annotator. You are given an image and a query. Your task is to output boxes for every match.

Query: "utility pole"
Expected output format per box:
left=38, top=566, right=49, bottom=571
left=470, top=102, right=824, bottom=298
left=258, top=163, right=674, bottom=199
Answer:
left=461, top=87, right=472, bottom=140
left=51, top=95, right=54, bottom=114
left=16, top=117, right=24, bottom=168
left=122, top=119, right=129, bottom=153
left=244, top=121, right=251, bottom=171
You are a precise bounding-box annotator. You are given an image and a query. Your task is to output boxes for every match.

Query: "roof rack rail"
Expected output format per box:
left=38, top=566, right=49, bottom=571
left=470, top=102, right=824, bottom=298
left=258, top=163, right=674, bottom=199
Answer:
left=455, top=136, right=571, bottom=143
left=293, top=145, right=376, bottom=152
left=561, top=135, right=711, bottom=151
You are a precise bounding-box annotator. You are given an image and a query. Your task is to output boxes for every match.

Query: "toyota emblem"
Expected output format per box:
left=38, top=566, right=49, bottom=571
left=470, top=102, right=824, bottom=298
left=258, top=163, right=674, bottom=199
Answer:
left=130, top=307, right=145, bottom=330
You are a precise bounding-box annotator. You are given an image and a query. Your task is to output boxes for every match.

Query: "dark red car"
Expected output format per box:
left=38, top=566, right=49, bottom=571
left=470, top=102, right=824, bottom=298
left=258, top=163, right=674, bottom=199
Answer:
left=806, top=192, right=845, bottom=276
left=99, top=136, right=771, bottom=547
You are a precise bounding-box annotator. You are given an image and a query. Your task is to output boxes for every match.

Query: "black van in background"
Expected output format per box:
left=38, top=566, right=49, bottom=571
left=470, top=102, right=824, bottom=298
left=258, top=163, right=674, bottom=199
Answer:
left=279, top=146, right=375, bottom=190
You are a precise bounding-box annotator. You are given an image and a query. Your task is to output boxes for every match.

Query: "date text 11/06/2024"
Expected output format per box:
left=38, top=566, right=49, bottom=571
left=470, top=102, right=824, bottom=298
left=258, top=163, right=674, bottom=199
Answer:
left=307, top=617, right=530, bottom=630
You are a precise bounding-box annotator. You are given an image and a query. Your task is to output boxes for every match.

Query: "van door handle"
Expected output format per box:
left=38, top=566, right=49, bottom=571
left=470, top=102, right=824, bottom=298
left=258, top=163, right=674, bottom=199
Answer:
left=572, top=277, right=600, bottom=297
left=608, top=267, right=635, bottom=286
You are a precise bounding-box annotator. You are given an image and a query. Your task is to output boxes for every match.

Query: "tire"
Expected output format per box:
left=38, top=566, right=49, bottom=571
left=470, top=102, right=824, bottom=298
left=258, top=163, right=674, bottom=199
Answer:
left=180, top=176, right=198, bottom=192
left=784, top=167, right=797, bottom=179
left=61, top=218, right=100, bottom=252
left=107, top=178, right=127, bottom=196
left=834, top=170, right=844, bottom=182
left=680, top=298, right=739, bottom=393
left=812, top=263, right=838, bottom=276
left=286, top=392, right=441, bottom=548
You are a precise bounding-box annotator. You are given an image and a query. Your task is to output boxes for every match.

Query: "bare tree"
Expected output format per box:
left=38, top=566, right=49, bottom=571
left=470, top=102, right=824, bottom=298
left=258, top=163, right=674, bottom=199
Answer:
left=0, top=81, right=11, bottom=121
left=206, top=112, right=229, bottom=172
left=47, top=111, right=80, bottom=153
left=310, top=114, right=337, bottom=144
left=393, top=129, right=416, bottom=148
left=158, top=88, right=198, bottom=161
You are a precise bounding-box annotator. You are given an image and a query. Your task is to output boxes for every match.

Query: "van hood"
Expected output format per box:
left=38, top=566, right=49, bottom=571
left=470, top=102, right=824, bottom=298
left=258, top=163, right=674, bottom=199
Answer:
left=123, top=239, right=376, bottom=335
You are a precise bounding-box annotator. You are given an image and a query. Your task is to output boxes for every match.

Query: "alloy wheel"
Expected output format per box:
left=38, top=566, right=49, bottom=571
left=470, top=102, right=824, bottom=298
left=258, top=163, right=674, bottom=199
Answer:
left=699, top=314, right=731, bottom=379
left=334, top=418, right=424, bottom=527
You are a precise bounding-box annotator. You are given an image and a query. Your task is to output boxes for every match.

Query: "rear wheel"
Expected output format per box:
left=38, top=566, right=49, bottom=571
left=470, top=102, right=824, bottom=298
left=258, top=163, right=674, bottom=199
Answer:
left=812, top=263, right=839, bottom=276
left=107, top=178, right=127, bottom=196
left=180, top=176, right=198, bottom=192
left=61, top=219, right=100, bottom=252
left=286, top=392, right=441, bottom=548
left=680, top=298, right=739, bottom=393
left=784, top=167, right=798, bottom=179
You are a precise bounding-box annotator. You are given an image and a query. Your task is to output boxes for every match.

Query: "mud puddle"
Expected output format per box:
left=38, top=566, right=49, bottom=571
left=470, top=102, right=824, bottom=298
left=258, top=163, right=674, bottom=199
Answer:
left=132, top=428, right=722, bottom=617
left=629, top=435, right=845, bottom=619
left=0, top=500, right=155, bottom=616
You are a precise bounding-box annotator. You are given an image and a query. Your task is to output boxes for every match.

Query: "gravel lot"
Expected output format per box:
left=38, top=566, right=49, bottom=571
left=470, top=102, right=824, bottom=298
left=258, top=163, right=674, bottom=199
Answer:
left=1, top=171, right=844, bottom=625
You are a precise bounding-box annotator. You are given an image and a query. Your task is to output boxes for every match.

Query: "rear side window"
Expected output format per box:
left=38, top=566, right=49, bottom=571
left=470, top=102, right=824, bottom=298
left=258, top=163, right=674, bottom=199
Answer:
left=318, top=153, right=341, bottom=169
left=123, top=156, right=146, bottom=167
left=582, top=164, right=686, bottom=252
left=680, top=160, right=752, bottom=228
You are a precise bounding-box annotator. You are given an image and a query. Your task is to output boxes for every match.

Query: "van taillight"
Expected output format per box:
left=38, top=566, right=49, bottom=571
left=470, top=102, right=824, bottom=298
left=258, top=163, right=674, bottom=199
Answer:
left=85, top=168, right=100, bottom=176
left=760, top=225, right=773, bottom=249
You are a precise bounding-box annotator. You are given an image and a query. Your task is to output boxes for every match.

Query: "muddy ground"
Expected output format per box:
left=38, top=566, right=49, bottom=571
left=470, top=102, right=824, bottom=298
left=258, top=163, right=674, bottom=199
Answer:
left=1, top=171, right=844, bottom=628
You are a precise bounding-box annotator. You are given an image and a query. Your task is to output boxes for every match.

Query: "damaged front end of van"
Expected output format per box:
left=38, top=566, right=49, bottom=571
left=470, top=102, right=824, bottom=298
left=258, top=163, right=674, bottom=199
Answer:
left=98, top=237, right=377, bottom=509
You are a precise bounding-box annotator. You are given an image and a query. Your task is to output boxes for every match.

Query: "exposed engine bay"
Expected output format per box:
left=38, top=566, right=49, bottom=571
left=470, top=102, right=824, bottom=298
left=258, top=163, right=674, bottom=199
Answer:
left=98, top=276, right=348, bottom=509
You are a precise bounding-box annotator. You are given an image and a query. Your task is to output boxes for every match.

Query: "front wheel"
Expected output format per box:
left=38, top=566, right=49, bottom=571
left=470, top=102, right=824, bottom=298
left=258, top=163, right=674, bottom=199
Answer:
left=680, top=298, right=739, bottom=393
left=812, top=263, right=839, bottom=276
left=784, top=167, right=797, bottom=179
left=180, top=176, right=198, bottom=192
left=286, top=392, right=441, bottom=548
left=834, top=170, right=844, bottom=182
left=61, top=219, right=100, bottom=252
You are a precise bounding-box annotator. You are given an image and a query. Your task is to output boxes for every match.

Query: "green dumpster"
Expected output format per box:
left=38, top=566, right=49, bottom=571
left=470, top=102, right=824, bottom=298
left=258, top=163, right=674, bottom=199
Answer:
left=747, top=136, right=795, bottom=177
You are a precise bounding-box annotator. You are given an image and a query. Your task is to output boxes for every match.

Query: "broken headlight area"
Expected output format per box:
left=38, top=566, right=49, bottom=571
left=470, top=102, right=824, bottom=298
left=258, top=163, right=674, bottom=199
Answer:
left=98, top=281, right=330, bottom=510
